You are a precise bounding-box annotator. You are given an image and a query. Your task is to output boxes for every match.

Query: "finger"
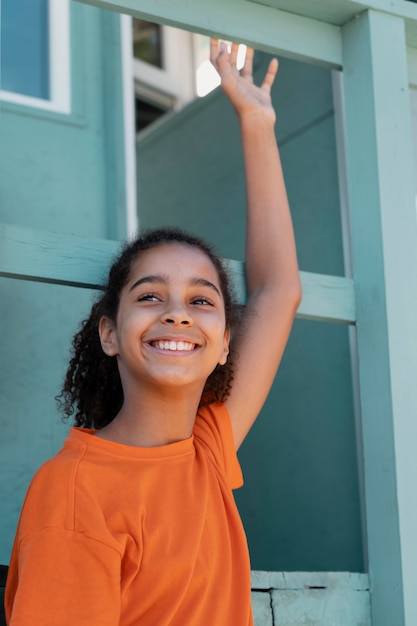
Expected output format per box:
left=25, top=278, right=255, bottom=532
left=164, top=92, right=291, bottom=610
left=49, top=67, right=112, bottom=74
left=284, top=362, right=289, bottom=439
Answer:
left=210, top=38, right=220, bottom=68
left=230, top=42, right=239, bottom=67
left=214, top=42, right=236, bottom=81
left=261, top=58, right=279, bottom=93
left=240, top=46, right=254, bottom=79
left=210, top=39, right=229, bottom=74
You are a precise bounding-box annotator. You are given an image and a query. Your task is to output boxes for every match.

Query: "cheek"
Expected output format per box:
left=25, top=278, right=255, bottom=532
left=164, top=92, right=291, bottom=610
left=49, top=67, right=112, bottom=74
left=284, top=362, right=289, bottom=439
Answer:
left=212, top=321, right=229, bottom=355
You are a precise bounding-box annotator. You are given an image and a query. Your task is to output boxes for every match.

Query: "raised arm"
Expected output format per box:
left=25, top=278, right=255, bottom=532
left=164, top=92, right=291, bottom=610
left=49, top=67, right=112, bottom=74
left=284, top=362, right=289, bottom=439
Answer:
left=210, top=40, right=302, bottom=449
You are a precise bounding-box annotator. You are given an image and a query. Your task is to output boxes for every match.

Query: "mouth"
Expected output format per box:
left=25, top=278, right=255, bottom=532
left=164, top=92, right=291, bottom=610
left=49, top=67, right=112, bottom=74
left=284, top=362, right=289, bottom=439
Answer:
left=149, top=340, right=197, bottom=352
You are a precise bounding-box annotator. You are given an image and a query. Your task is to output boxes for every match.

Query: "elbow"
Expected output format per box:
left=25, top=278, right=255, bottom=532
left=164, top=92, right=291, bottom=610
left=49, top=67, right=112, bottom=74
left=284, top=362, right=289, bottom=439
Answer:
left=282, top=273, right=302, bottom=315
left=295, top=276, right=303, bottom=306
left=247, top=273, right=302, bottom=313
left=289, top=279, right=303, bottom=314
left=271, top=278, right=302, bottom=317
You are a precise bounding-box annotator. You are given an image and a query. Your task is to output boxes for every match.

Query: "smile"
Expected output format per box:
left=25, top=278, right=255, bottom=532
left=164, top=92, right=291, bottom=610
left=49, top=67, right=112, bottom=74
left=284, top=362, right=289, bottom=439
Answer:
left=151, top=340, right=196, bottom=352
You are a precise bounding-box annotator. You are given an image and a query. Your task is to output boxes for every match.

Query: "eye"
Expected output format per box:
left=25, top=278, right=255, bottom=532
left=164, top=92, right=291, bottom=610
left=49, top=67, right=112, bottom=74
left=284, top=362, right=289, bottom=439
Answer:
left=138, top=293, right=160, bottom=302
left=192, top=296, right=214, bottom=306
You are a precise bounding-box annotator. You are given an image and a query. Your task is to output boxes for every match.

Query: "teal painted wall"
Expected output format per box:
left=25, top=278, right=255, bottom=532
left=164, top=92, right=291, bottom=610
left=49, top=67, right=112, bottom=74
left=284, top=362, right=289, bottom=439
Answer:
left=136, top=55, right=364, bottom=571
left=0, top=15, right=364, bottom=573
left=0, top=3, right=125, bottom=563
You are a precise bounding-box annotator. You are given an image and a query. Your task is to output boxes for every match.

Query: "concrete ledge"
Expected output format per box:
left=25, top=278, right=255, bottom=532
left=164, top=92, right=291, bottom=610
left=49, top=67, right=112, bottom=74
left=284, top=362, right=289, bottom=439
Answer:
left=251, top=571, right=371, bottom=626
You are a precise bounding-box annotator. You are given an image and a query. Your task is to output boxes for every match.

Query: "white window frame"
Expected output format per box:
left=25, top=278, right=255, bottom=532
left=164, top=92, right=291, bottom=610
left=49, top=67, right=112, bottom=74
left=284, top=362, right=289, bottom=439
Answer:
left=120, top=15, right=138, bottom=237
left=0, top=0, right=71, bottom=114
left=133, top=24, right=196, bottom=110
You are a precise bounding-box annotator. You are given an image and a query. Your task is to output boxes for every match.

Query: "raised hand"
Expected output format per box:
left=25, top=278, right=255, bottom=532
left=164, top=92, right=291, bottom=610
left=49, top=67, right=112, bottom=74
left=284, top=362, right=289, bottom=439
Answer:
left=210, top=38, right=278, bottom=125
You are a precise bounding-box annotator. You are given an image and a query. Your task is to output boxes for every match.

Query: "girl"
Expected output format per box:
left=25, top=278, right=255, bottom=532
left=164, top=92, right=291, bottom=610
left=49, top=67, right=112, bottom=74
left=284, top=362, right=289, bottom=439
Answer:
left=5, top=40, right=301, bottom=625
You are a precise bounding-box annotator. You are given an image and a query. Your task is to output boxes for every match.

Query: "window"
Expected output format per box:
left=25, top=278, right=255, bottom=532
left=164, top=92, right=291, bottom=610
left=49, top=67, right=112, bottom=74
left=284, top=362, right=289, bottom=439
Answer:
left=0, top=0, right=70, bottom=113
left=133, top=22, right=242, bottom=132
left=132, top=20, right=195, bottom=130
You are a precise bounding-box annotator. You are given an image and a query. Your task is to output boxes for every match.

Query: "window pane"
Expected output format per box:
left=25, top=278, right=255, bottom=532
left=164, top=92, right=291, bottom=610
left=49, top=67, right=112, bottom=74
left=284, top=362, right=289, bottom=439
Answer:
left=1, top=0, right=49, bottom=99
left=132, top=20, right=162, bottom=68
left=135, top=97, right=167, bottom=132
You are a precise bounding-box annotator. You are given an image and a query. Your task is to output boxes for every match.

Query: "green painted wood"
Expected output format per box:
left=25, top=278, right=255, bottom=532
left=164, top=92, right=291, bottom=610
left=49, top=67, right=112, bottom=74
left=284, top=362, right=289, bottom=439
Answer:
left=249, top=0, right=417, bottom=54
left=79, top=0, right=343, bottom=67
left=298, top=271, right=355, bottom=323
left=225, top=266, right=356, bottom=324
left=251, top=0, right=417, bottom=25
left=0, top=224, right=118, bottom=289
left=0, top=223, right=355, bottom=324
left=78, top=0, right=417, bottom=59
left=342, top=10, right=417, bottom=626
left=271, top=0, right=417, bottom=56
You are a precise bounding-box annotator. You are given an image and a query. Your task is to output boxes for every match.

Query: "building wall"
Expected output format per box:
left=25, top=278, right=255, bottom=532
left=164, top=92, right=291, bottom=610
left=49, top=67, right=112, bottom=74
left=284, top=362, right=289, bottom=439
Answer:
left=136, top=53, right=364, bottom=572
left=0, top=12, right=364, bottom=573
left=0, top=3, right=126, bottom=563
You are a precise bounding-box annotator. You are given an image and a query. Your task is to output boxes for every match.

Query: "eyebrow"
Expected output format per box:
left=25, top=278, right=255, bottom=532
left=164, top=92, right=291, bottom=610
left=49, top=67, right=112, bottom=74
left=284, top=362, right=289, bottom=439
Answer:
left=129, top=274, right=221, bottom=297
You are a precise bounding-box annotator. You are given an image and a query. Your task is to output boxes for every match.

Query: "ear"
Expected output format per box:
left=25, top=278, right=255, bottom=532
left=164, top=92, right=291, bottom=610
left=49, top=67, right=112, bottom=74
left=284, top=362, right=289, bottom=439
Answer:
left=219, top=328, right=231, bottom=366
left=98, top=316, right=119, bottom=357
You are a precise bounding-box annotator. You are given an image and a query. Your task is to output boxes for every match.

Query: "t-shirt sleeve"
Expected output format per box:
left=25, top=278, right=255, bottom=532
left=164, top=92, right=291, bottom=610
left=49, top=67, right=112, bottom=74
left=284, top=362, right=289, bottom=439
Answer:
left=194, top=402, right=244, bottom=490
left=5, top=527, right=122, bottom=626
left=5, top=448, right=123, bottom=626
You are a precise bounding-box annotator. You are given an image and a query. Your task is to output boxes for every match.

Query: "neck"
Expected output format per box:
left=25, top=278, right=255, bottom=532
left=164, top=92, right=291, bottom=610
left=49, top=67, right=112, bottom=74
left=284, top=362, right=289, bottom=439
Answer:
left=96, top=385, right=202, bottom=447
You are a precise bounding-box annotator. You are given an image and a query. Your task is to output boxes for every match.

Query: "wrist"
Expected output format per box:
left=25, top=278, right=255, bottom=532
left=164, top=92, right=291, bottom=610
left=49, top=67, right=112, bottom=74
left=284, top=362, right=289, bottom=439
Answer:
left=238, top=110, right=276, bottom=131
left=238, top=114, right=277, bottom=142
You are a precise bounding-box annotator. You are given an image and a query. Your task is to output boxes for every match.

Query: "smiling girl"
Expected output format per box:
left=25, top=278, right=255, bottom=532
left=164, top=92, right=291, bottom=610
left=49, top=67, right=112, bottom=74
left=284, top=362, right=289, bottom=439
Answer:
left=5, top=40, right=301, bottom=625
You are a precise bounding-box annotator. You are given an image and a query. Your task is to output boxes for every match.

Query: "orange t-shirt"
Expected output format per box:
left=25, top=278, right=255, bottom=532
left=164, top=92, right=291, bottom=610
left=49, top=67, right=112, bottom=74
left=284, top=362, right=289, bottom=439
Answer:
left=5, top=402, right=253, bottom=625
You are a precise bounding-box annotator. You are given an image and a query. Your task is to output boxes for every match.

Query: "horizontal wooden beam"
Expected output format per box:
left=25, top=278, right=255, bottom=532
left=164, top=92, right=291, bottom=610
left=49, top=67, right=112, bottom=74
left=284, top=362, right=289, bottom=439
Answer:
left=80, top=0, right=343, bottom=68
left=224, top=260, right=355, bottom=324
left=251, top=0, right=417, bottom=25
left=342, top=0, right=417, bottom=22
left=299, top=270, right=355, bottom=324
left=0, top=223, right=355, bottom=324
left=0, top=223, right=118, bottom=290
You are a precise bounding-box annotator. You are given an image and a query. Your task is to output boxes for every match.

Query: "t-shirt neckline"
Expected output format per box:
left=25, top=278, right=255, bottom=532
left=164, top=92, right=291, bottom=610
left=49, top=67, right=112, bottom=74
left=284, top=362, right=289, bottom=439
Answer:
left=69, top=427, right=195, bottom=460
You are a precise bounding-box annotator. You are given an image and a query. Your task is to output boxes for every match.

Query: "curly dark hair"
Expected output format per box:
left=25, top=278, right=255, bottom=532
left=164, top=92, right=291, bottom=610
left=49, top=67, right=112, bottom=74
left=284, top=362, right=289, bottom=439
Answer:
left=56, top=227, right=241, bottom=429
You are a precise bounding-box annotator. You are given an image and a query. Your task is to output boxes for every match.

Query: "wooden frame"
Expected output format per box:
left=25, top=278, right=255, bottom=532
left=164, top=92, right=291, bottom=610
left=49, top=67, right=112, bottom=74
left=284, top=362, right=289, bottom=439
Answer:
left=342, top=10, right=417, bottom=625
left=0, top=223, right=355, bottom=324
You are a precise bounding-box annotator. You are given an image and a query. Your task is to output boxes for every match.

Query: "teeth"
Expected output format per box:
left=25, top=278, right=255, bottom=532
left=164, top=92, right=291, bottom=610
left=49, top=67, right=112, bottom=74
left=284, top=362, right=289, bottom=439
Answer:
left=153, top=340, right=195, bottom=351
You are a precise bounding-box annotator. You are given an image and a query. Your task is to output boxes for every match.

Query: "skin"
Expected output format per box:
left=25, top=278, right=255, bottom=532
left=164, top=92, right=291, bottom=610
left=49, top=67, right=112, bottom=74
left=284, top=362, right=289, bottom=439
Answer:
left=210, top=40, right=301, bottom=448
left=99, top=40, right=301, bottom=450
left=98, top=243, right=230, bottom=447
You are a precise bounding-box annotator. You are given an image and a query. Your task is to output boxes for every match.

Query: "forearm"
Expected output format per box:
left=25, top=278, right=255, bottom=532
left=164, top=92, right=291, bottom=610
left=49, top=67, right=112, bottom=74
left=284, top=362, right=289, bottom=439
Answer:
left=211, top=40, right=302, bottom=441
left=239, top=113, right=301, bottom=300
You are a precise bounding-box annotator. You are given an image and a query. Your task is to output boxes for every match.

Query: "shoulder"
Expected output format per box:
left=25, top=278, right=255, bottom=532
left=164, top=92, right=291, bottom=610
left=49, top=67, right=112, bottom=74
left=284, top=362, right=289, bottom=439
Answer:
left=17, top=431, right=88, bottom=536
left=28, top=430, right=88, bottom=493
left=194, top=402, right=232, bottom=448
left=194, top=402, right=243, bottom=490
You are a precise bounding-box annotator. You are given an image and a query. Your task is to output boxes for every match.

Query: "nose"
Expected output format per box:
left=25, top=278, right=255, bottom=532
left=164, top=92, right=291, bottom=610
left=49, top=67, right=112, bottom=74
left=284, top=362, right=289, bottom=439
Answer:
left=161, top=305, right=193, bottom=326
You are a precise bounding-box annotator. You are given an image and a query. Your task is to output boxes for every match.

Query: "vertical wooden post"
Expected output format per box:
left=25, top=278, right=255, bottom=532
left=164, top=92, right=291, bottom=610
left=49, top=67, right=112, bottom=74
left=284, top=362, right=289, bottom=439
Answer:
left=342, top=10, right=417, bottom=626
